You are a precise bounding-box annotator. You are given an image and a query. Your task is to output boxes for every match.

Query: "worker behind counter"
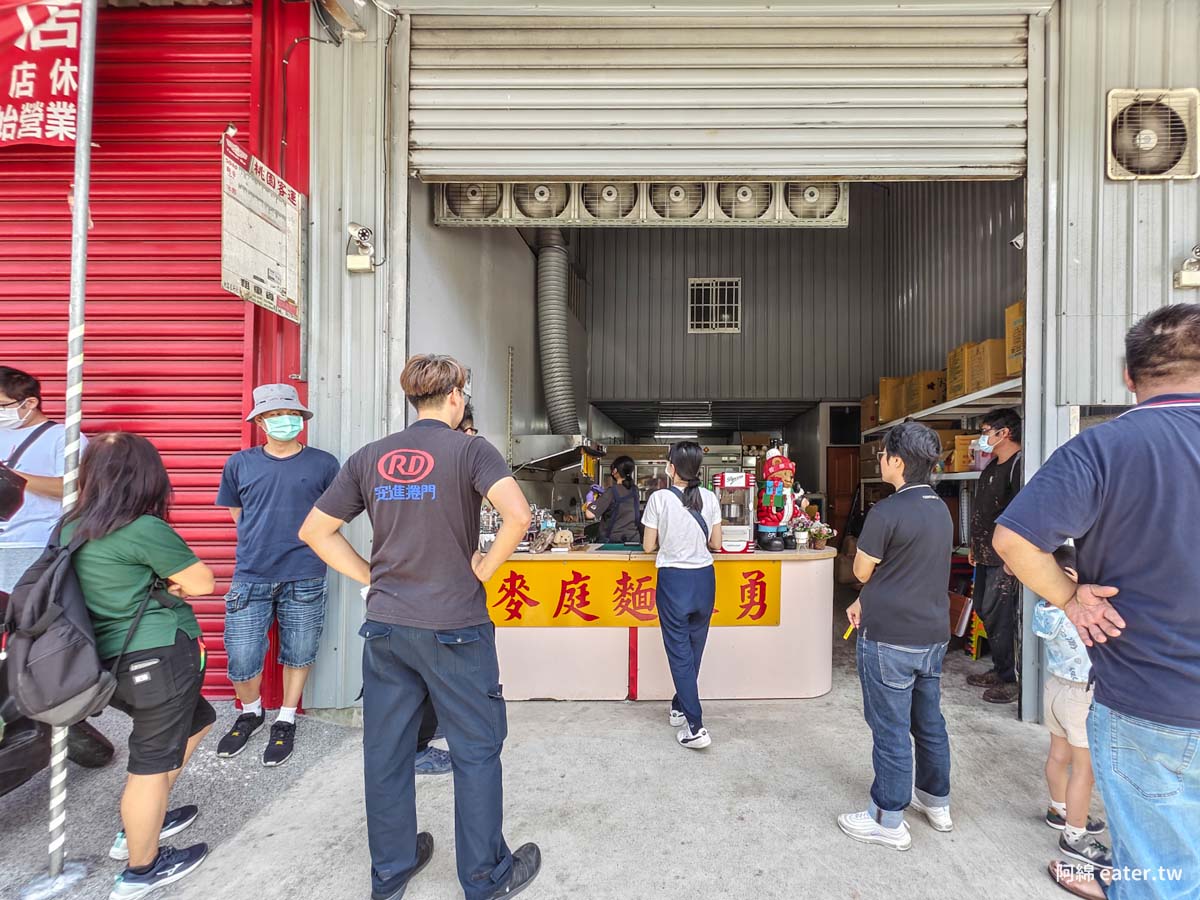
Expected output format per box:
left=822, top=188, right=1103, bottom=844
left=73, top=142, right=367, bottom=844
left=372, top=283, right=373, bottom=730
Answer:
left=584, top=456, right=641, bottom=544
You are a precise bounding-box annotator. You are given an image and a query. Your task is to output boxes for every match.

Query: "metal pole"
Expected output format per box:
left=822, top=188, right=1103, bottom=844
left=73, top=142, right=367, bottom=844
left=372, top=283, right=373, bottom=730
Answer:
left=22, top=0, right=98, bottom=897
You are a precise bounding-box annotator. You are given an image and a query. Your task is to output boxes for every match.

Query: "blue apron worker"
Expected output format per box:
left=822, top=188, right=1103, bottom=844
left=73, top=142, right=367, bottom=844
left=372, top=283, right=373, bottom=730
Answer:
left=300, top=354, right=542, bottom=900
left=584, top=456, right=641, bottom=544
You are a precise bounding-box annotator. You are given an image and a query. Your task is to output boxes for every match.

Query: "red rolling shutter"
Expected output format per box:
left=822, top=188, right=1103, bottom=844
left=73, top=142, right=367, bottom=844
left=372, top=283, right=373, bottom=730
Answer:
left=0, top=5, right=254, bottom=697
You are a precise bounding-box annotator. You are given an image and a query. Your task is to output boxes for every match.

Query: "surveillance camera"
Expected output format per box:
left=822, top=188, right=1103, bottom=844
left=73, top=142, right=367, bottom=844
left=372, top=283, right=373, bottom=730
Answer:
left=1009, top=232, right=1025, bottom=251
left=347, top=223, right=373, bottom=246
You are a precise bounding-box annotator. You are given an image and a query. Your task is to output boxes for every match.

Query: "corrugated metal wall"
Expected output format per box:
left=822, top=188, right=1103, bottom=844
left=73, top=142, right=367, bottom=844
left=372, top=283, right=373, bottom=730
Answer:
left=884, top=180, right=1026, bottom=375
left=407, top=14, right=1029, bottom=179
left=1056, top=0, right=1200, bottom=404
left=0, top=6, right=254, bottom=696
left=582, top=186, right=890, bottom=402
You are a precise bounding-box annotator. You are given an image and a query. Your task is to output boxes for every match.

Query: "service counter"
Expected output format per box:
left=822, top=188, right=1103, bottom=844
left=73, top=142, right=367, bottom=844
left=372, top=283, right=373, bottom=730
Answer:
left=485, top=548, right=836, bottom=702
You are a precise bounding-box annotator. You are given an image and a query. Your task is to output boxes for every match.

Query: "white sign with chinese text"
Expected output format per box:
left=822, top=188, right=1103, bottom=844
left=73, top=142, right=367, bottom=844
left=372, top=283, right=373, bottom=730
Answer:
left=1, top=0, right=80, bottom=148
left=220, top=136, right=305, bottom=324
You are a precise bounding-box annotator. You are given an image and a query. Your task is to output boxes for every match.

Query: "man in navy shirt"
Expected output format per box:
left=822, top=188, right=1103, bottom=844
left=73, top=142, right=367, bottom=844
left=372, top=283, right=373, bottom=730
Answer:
left=214, top=383, right=340, bottom=766
left=995, top=304, right=1200, bottom=900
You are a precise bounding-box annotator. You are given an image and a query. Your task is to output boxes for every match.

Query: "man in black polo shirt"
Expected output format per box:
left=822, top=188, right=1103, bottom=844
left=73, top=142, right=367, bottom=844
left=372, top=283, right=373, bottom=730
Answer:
left=840, top=422, right=954, bottom=851
left=996, top=304, right=1200, bottom=900
left=965, top=407, right=1024, bottom=704
left=299, top=354, right=541, bottom=900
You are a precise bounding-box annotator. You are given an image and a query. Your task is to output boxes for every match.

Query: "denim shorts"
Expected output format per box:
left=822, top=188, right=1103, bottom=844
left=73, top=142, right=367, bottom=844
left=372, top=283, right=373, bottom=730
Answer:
left=223, top=577, right=328, bottom=682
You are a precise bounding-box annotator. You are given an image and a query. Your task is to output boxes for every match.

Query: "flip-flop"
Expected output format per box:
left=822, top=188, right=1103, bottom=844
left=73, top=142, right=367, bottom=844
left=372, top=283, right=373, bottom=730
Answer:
left=1047, top=860, right=1110, bottom=898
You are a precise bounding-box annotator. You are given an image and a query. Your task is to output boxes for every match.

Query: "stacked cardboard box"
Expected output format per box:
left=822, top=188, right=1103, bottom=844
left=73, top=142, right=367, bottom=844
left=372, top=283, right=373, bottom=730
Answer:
left=967, top=339, right=1007, bottom=394
left=946, top=343, right=975, bottom=399
left=860, top=395, right=879, bottom=432
left=860, top=439, right=883, bottom=479
left=905, top=370, right=946, bottom=414
left=1006, top=301, right=1025, bottom=376
left=878, top=377, right=905, bottom=423
left=950, top=434, right=981, bottom=473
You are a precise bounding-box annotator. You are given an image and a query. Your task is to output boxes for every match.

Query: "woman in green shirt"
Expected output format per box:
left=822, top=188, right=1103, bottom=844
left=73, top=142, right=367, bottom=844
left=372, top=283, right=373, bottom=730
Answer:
left=63, top=432, right=216, bottom=899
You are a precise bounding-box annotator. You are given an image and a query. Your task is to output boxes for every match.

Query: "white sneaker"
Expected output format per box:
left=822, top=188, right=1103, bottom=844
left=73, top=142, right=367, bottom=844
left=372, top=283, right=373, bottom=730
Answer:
left=909, top=795, right=953, bottom=832
left=837, top=810, right=912, bottom=851
left=677, top=725, right=711, bottom=749
left=668, top=708, right=687, bottom=728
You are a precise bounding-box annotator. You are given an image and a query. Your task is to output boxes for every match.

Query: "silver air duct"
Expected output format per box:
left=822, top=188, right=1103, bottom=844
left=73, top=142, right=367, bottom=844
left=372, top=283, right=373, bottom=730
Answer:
left=536, top=228, right=578, bottom=435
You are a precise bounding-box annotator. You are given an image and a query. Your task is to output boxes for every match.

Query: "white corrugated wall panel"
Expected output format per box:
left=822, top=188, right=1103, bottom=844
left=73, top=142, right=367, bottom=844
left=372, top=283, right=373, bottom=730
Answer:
left=409, top=15, right=1029, bottom=179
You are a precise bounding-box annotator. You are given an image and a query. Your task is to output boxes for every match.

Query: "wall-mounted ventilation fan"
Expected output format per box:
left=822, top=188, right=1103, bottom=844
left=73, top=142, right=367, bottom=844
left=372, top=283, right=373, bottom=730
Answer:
left=513, top=183, right=570, bottom=218
left=650, top=182, right=705, bottom=219
left=717, top=182, right=772, bottom=220
left=785, top=183, right=840, bottom=219
left=444, top=183, right=502, bottom=219
left=582, top=183, right=638, bottom=219
left=1107, top=89, right=1199, bottom=181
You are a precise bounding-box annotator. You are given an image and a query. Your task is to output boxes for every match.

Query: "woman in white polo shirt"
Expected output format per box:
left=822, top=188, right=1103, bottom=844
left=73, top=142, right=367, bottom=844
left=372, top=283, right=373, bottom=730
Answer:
left=641, top=441, right=723, bottom=749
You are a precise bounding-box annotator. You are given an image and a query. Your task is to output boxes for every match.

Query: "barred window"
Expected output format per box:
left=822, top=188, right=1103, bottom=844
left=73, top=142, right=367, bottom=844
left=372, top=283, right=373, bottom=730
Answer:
left=688, top=278, right=741, bottom=334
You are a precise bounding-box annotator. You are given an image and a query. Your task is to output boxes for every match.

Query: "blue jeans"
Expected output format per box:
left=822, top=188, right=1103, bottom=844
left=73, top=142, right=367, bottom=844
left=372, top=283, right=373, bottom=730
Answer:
left=360, top=619, right=512, bottom=900
left=856, top=637, right=951, bottom=829
left=223, top=577, right=328, bottom=682
left=656, top=565, right=715, bottom=732
left=1088, top=701, right=1200, bottom=900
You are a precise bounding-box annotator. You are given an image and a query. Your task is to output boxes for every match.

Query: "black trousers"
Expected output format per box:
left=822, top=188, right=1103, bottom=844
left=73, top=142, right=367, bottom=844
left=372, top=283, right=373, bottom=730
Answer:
left=976, top=564, right=1019, bottom=683
left=416, top=695, right=438, bottom=752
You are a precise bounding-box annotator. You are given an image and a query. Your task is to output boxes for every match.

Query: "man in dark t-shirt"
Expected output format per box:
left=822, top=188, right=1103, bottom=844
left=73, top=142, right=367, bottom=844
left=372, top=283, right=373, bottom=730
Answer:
left=996, top=304, right=1200, bottom=900
left=965, top=407, right=1024, bottom=705
left=299, top=354, right=542, bottom=900
left=840, top=422, right=954, bottom=852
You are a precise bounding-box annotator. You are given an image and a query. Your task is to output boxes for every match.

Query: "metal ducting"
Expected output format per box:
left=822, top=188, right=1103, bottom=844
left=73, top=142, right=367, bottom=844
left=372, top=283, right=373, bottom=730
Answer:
left=536, top=228, right=578, bottom=435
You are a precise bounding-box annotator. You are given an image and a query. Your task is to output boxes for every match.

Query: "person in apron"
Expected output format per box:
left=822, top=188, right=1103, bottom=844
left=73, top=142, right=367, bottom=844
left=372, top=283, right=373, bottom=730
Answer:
left=585, top=456, right=641, bottom=544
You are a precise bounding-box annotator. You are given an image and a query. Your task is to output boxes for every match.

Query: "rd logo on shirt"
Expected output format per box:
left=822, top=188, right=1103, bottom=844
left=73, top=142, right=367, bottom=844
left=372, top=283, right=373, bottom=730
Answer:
left=377, top=449, right=435, bottom=484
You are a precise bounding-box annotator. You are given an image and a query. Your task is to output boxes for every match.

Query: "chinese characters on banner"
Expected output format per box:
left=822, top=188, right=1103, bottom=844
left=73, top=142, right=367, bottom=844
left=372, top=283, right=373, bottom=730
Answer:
left=485, top=561, right=782, bottom=628
left=1, top=0, right=80, bottom=148
left=220, top=136, right=305, bottom=324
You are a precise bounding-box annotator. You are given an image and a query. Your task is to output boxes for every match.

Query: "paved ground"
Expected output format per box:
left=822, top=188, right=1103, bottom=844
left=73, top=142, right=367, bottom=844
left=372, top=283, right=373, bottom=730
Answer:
left=1, top=591, right=1090, bottom=900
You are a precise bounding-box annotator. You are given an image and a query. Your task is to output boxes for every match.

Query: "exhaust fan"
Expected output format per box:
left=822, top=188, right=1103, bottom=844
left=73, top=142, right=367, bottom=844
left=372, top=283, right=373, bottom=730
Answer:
left=650, top=182, right=706, bottom=220
left=582, top=183, right=638, bottom=220
left=434, top=181, right=848, bottom=228
left=1107, top=89, right=1199, bottom=181
left=718, top=182, right=772, bottom=220
left=445, top=183, right=502, bottom=219
left=513, top=183, right=570, bottom=218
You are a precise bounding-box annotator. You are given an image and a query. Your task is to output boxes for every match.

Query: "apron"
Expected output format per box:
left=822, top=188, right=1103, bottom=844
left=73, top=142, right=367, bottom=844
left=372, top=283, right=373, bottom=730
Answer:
left=601, top=486, right=641, bottom=543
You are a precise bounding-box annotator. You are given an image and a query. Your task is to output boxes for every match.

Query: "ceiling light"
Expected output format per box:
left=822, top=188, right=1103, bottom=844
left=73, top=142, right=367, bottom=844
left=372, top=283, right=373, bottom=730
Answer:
left=654, top=432, right=697, bottom=440
left=656, top=420, right=712, bottom=428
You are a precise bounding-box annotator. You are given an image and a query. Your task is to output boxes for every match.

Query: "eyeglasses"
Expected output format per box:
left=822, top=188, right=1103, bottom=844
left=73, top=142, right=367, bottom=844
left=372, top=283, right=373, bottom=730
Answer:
left=0, top=398, right=24, bottom=409
left=875, top=450, right=886, bottom=461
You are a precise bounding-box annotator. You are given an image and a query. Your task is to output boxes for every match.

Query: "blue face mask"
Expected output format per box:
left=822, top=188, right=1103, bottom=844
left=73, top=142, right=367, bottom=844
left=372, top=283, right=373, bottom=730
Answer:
left=264, top=414, right=304, bottom=441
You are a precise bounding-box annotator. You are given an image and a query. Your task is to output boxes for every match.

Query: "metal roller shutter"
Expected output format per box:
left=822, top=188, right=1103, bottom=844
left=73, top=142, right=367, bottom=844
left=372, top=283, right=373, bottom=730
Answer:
left=0, top=6, right=253, bottom=697
left=409, top=15, right=1029, bottom=180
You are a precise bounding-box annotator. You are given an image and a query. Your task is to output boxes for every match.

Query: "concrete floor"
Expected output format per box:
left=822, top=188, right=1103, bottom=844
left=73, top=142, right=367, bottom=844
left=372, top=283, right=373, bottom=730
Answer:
left=0, top=592, right=1083, bottom=900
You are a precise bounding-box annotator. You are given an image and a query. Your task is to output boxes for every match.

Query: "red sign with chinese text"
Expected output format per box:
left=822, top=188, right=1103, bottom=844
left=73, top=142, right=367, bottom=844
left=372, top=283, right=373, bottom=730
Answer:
left=1, top=0, right=80, bottom=148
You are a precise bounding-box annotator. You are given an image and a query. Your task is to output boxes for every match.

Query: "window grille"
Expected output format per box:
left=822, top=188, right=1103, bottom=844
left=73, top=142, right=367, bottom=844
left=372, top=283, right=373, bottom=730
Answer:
left=688, top=278, right=741, bottom=333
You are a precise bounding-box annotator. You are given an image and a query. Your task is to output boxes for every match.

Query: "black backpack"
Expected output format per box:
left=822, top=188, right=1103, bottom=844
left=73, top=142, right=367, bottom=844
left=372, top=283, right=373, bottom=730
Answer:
left=0, top=523, right=176, bottom=726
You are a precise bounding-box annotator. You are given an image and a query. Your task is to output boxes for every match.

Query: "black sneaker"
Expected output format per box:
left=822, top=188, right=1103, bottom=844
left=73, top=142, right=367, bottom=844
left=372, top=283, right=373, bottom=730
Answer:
left=109, top=843, right=208, bottom=899
left=1045, top=808, right=1106, bottom=833
left=1059, top=832, right=1113, bottom=869
left=485, top=843, right=542, bottom=899
left=109, top=805, right=199, bottom=860
left=216, top=711, right=265, bottom=758
left=371, top=832, right=434, bottom=900
left=263, top=720, right=295, bottom=767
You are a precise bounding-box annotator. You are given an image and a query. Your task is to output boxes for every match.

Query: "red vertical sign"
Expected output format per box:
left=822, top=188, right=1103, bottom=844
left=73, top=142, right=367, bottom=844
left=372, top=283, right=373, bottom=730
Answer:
left=0, top=0, right=80, bottom=148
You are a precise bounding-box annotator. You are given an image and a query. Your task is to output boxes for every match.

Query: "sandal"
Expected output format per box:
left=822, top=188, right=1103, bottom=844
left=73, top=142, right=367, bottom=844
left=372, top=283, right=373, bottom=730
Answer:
left=1048, top=860, right=1110, bottom=898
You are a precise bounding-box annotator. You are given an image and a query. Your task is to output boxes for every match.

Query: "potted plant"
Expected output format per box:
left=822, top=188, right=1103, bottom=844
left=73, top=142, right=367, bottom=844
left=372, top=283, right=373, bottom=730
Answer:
left=792, top=513, right=813, bottom=550
left=809, top=521, right=835, bottom=550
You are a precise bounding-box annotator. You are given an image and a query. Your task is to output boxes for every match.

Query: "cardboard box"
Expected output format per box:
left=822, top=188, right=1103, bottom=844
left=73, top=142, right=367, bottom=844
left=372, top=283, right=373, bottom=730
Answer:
left=860, top=456, right=882, bottom=480
left=951, top=434, right=980, bottom=473
left=930, top=429, right=968, bottom=455
left=860, top=439, right=883, bottom=462
left=860, top=394, right=879, bottom=432
left=1005, top=301, right=1025, bottom=377
left=878, top=377, right=905, bottom=424
left=905, top=370, right=946, bottom=414
left=967, top=339, right=1007, bottom=394
left=946, top=343, right=975, bottom=399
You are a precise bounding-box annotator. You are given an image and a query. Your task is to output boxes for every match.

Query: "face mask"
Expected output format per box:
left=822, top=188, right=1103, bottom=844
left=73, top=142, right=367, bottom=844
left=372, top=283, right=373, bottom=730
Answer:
left=0, top=403, right=31, bottom=430
left=977, top=432, right=1000, bottom=453
left=263, top=414, right=304, bottom=441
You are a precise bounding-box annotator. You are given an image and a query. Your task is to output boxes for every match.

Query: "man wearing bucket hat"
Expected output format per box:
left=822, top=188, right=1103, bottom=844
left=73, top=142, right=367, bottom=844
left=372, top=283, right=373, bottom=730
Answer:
left=213, top=384, right=340, bottom=766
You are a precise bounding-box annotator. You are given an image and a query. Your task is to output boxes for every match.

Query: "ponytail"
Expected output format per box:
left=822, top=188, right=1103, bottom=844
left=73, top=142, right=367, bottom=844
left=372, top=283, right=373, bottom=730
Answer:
left=612, top=455, right=636, bottom=492
left=668, top=442, right=705, bottom=513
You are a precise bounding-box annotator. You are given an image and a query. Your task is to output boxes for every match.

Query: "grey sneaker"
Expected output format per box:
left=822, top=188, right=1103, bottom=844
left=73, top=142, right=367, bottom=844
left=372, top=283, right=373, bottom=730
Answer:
left=1045, top=808, right=1106, bottom=833
left=1060, top=832, right=1113, bottom=869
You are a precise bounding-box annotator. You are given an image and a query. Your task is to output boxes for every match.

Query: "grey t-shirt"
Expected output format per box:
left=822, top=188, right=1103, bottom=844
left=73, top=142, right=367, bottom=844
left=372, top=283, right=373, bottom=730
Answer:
left=857, top=483, right=953, bottom=645
left=315, top=419, right=513, bottom=629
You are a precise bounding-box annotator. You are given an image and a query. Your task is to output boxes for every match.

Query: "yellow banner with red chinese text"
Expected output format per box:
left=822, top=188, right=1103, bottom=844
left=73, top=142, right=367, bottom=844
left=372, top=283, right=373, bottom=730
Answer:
left=485, top=560, right=781, bottom=627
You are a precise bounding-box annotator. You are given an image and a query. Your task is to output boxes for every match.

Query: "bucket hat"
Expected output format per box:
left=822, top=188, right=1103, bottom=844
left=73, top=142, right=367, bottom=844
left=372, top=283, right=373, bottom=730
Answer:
left=246, top=383, right=313, bottom=422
